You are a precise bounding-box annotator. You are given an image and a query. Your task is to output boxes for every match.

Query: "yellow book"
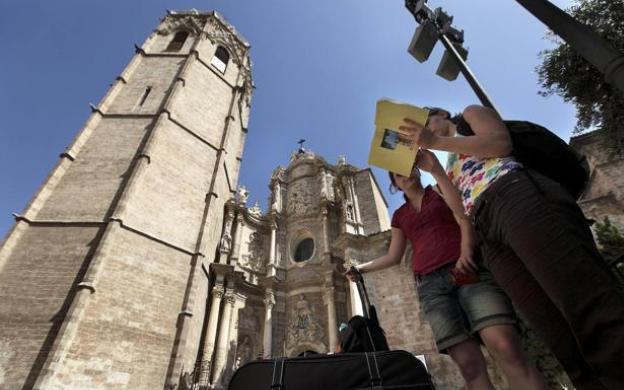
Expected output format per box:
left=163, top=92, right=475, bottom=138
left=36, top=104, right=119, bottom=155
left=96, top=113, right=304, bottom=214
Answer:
left=368, top=99, right=429, bottom=176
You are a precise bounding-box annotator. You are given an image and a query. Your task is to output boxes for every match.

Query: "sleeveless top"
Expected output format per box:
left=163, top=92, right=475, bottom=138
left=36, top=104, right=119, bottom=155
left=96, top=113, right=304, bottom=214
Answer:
left=446, top=141, right=523, bottom=215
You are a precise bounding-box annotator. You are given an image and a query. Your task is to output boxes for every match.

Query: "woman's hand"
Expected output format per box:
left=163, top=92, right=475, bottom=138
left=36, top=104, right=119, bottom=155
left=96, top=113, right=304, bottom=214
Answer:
left=343, top=266, right=363, bottom=282
left=399, top=118, right=437, bottom=149
left=455, top=243, right=478, bottom=276
left=415, top=149, right=444, bottom=176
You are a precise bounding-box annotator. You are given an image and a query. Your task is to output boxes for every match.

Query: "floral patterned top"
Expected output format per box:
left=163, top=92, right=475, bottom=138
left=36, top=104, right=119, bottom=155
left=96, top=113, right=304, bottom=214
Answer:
left=446, top=149, right=523, bottom=216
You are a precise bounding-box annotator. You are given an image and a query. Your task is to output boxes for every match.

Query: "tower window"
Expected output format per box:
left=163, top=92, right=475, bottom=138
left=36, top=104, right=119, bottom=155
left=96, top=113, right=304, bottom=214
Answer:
left=293, top=238, right=314, bottom=263
left=137, top=86, right=152, bottom=108
left=211, top=46, right=230, bottom=73
left=165, top=31, right=189, bottom=52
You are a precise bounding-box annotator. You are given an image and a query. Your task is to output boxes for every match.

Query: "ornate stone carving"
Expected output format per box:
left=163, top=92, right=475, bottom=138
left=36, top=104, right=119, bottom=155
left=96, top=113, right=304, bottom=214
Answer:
left=156, top=15, right=203, bottom=36
left=286, top=180, right=317, bottom=216
left=264, top=291, right=276, bottom=308
left=271, top=166, right=286, bottom=182
left=286, top=295, right=324, bottom=348
left=224, top=291, right=236, bottom=305
left=204, top=16, right=248, bottom=69
left=212, top=285, right=225, bottom=299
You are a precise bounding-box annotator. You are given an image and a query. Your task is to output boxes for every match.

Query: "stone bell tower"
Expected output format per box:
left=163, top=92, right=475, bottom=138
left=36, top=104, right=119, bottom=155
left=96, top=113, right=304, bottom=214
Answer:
left=0, top=11, right=252, bottom=389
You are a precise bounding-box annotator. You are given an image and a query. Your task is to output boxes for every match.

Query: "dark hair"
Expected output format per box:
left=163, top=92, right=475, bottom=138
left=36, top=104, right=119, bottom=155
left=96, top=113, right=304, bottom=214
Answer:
left=424, top=106, right=462, bottom=125
left=388, top=171, right=409, bottom=202
left=424, top=106, right=451, bottom=119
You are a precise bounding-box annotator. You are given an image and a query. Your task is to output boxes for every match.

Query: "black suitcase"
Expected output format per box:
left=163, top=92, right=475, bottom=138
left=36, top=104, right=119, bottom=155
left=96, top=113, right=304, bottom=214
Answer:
left=228, top=268, right=435, bottom=389
left=228, top=350, right=434, bottom=389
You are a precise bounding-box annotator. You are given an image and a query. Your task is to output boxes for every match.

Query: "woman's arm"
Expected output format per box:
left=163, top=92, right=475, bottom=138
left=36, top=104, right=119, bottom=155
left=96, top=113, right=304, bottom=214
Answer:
left=346, top=227, right=406, bottom=280
left=418, top=150, right=478, bottom=274
left=401, top=105, right=513, bottom=158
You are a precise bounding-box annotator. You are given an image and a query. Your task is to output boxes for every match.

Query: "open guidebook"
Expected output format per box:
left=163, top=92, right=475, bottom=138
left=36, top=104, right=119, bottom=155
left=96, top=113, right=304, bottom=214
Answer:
left=367, top=99, right=429, bottom=176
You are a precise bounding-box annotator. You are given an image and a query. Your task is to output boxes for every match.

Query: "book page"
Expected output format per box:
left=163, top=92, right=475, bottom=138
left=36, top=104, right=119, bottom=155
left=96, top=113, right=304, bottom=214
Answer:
left=368, top=99, right=429, bottom=176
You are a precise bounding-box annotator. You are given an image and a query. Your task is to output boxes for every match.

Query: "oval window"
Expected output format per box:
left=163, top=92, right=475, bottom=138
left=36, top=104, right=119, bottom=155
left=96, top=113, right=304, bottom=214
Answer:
left=293, top=238, right=314, bottom=262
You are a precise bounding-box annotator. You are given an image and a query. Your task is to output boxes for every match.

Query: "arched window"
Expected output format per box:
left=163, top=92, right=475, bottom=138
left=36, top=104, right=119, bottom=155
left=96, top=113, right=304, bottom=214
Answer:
left=211, top=46, right=230, bottom=73
left=165, top=31, right=189, bottom=52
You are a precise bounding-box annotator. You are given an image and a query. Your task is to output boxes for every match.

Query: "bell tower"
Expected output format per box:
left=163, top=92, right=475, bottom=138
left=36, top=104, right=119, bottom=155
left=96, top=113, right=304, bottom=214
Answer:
left=0, top=11, right=252, bottom=389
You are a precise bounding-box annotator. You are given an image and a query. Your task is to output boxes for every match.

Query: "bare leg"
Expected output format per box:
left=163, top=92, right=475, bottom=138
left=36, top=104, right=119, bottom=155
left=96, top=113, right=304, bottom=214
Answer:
left=447, top=338, right=495, bottom=390
left=479, top=324, right=548, bottom=390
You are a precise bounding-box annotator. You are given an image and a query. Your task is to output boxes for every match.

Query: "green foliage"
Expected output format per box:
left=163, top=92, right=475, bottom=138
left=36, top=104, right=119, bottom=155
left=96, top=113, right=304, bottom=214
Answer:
left=517, top=315, right=572, bottom=389
left=536, top=0, right=624, bottom=155
left=594, top=216, right=624, bottom=259
left=594, top=216, right=624, bottom=285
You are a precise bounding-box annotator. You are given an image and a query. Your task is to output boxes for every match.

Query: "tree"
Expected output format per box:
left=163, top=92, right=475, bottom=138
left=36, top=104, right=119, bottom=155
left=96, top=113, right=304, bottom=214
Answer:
left=594, top=217, right=624, bottom=259
left=594, top=216, right=624, bottom=285
left=536, top=0, right=624, bottom=155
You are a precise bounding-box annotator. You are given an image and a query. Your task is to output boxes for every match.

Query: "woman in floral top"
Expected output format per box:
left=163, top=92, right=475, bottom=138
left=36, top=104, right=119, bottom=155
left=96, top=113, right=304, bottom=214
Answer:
left=401, top=105, right=624, bottom=390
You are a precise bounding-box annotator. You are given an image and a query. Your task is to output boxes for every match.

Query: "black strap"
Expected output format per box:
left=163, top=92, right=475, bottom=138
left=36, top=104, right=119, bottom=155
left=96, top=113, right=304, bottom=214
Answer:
left=364, top=352, right=384, bottom=389
left=270, top=358, right=285, bottom=390
left=364, top=322, right=378, bottom=353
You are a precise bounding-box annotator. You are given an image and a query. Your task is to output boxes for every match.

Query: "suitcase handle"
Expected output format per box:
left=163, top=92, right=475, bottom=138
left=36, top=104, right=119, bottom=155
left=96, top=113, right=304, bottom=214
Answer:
left=349, top=266, right=372, bottom=319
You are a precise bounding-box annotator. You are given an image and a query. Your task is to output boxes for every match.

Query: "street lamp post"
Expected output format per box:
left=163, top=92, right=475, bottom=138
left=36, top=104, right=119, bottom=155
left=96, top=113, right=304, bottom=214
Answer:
left=405, top=0, right=501, bottom=115
left=405, top=0, right=624, bottom=97
left=514, top=0, right=624, bottom=94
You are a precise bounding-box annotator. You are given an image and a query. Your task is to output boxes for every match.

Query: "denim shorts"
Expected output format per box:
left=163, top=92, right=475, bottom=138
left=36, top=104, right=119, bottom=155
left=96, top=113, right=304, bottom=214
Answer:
left=416, top=262, right=516, bottom=353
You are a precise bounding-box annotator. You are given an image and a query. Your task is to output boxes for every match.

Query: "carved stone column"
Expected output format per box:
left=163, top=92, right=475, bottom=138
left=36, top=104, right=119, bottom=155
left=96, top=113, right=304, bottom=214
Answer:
left=263, top=290, right=276, bottom=358
left=271, top=181, right=282, bottom=213
left=321, top=206, right=330, bottom=262
left=221, top=294, right=247, bottom=386
left=231, top=213, right=245, bottom=264
left=324, top=277, right=338, bottom=352
left=268, top=219, right=277, bottom=276
left=200, top=284, right=225, bottom=383
left=212, top=290, right=235, bottom=384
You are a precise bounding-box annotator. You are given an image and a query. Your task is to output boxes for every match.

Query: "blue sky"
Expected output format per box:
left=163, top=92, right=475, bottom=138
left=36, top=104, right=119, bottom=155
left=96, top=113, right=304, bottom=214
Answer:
left=0, top=0, right=576, bottom=238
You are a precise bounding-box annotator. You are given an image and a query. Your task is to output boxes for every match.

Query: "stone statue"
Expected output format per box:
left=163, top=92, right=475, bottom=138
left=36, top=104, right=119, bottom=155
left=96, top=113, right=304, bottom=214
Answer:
left=237, top=186, right=249, bottom=205
left=249, top=201, right=262, bottom=217
left=345, top=203, right=355, bottom=222
left=219, top=233, right=231, bottom=253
